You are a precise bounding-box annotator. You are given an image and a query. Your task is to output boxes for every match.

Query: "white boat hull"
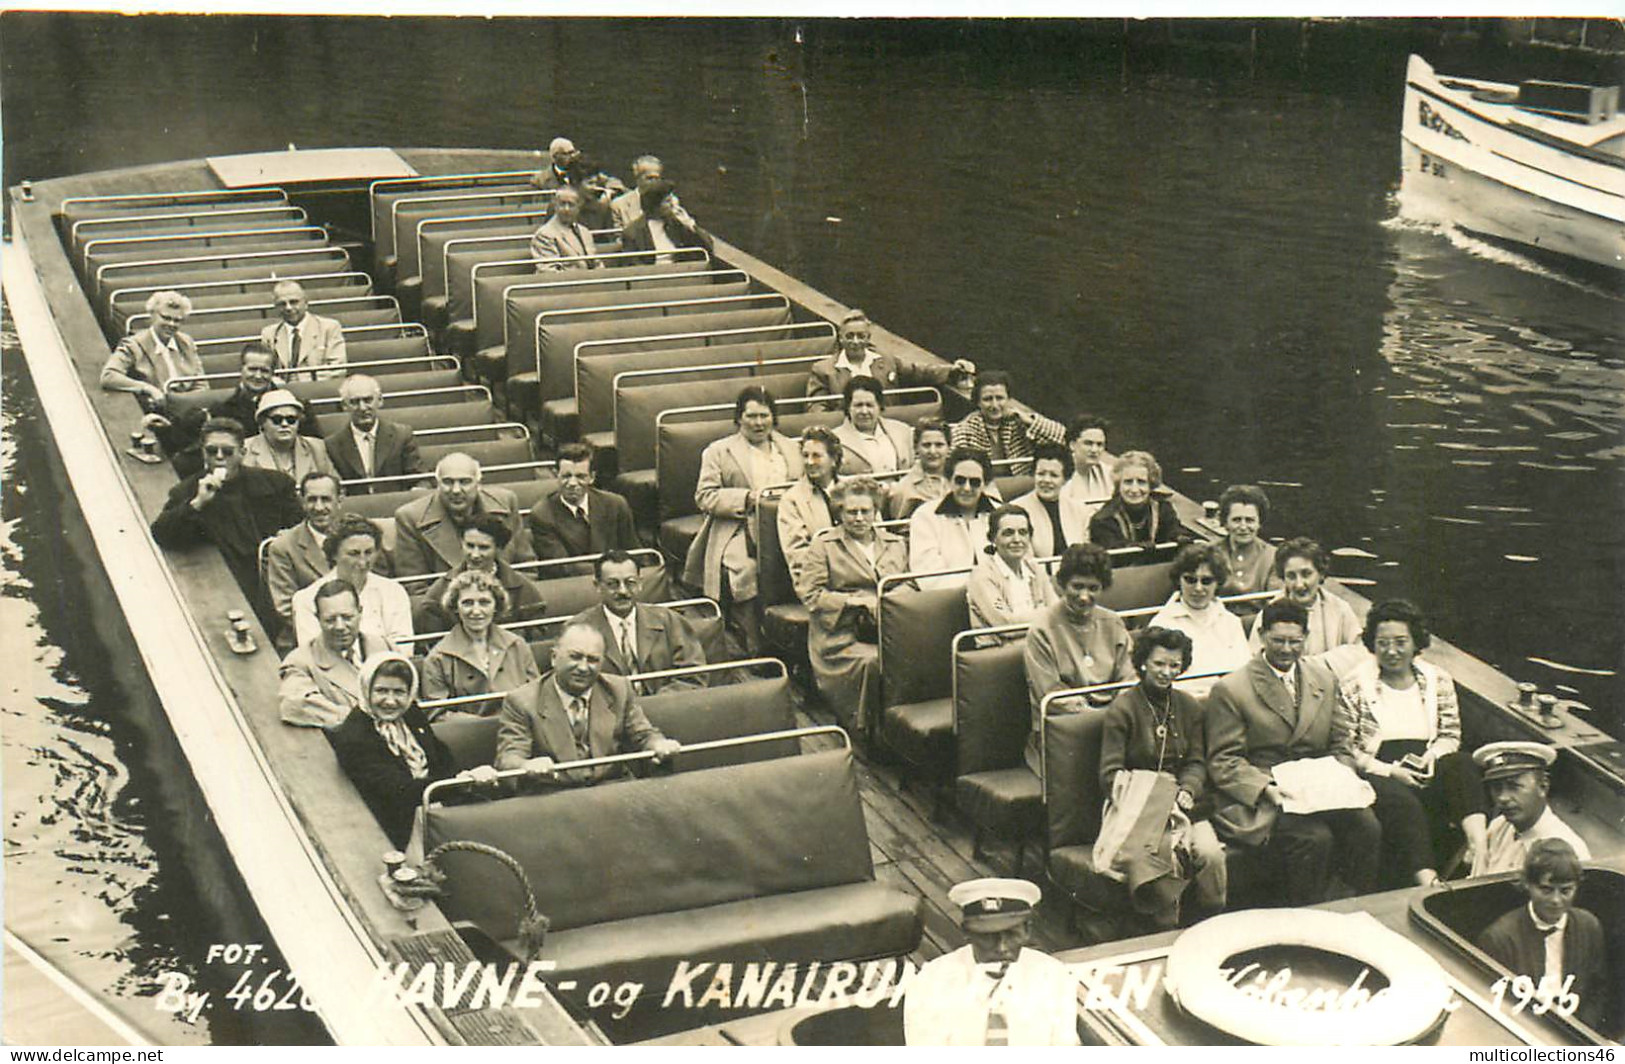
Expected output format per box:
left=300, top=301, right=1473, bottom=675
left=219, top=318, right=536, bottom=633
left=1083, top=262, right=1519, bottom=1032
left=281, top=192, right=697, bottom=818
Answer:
left=1399, top=55, right=1625, bottom=271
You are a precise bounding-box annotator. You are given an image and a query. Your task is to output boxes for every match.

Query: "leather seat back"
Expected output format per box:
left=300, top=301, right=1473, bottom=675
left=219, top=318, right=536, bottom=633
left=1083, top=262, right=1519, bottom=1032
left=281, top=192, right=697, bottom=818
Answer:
left=954, top=636, right=1030, bottom=776
left=1044, top=710, right=1108, bottom=850
left=878, top=581, right=967, bottom=711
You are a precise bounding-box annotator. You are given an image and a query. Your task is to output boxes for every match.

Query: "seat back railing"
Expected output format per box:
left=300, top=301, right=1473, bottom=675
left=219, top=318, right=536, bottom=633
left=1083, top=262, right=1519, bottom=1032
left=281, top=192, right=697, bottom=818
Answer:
left=191, top=321, right=428, bottom=357
left=404, top=595, right=723, bottom=653
left=96, top=247, right=350, bottom=299
left=469, top=250, right=711, bottom=334
left=394, top=547, right=664, bottom=592
left=70, top=205, right=306, bottom=246
left=339, top=457, right=554, bottom=494
left=82, top=225, right=329, bottom=265
left=60, top=186, right=288, bottom=220
left=126, top=294, right=399, bottom=335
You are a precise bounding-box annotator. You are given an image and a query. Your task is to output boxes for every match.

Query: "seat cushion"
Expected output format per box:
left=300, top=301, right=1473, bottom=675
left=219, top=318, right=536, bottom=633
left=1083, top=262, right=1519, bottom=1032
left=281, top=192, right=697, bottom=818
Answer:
left=762, top=601, right=809, bottom=658
left=506, top=880, right=923, bottom=986
left=955, top=767, right=1043, bottom=839
left=505, top=371, right=540, bottom=417
left=474, top=343, right=506, bottom=382
left=396, top=276, right=423, bottom=319
left=540, top=396, right=579, bottom=446
left=881, top=698, right=954, bottom=781
left=446, top=319, right=477, bottom=359
left=613, top=468, right=660, bottom=531
left=1048, top=843, right=1129, bottom=914
left=422, top=294, right=450, bottom=332
left=659, top=513, right=705, bottom=569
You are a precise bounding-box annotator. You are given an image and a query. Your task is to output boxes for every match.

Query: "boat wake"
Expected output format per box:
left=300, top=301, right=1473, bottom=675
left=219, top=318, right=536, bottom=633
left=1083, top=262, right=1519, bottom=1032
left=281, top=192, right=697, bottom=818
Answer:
left=1382, top=208, right=1624, bottom=300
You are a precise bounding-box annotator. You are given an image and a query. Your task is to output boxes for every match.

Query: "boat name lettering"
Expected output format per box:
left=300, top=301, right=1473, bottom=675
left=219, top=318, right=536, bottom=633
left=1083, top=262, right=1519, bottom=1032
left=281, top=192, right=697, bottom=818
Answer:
left=1418, top=99, right=1470, bottom=143
left=1220, top=962, right=1392, bottom=1013
left=360, top=960, right=627, bottom=1014
left=662, top=959, right=915, bottom=1011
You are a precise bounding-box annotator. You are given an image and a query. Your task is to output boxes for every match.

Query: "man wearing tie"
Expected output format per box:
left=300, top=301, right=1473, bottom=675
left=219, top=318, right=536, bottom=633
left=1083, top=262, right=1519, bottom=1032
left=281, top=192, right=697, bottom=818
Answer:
left=323, top=374, right=423, bottom=493
left=526, top=443, right=639, bottom=573
left=483, top=623, right=680, bottom=786
left=261, top=281, right=347, bottom=379
left=276, top=580, right=390, bottom=728
left=568, top=551, right=707, bottom=695
left=904, top=878, right=1079, bottom=1045
left=530, top=186, right=601, bottom=272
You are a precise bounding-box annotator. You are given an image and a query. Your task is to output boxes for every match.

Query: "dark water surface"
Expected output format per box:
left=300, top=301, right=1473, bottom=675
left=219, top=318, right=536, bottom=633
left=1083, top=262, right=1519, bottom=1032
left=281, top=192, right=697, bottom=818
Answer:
left=1, top=14, right=1621, bottom=1043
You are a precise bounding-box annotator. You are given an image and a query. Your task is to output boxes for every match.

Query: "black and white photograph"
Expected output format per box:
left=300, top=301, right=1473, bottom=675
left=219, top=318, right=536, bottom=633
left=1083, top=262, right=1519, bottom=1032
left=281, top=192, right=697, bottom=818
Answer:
left=1, top=7, right=1621, bottom=1048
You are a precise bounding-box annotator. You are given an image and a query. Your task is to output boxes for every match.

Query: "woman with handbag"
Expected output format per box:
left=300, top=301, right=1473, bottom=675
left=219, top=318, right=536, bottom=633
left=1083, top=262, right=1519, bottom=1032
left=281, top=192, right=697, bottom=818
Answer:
left=1097, top=627, right=1227, bottom=927
left=794, top=477, right=908, bottom=733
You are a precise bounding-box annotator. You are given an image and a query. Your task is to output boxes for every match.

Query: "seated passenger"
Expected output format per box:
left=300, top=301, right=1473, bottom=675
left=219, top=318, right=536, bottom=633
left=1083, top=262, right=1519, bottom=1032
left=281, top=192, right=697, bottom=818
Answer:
left=416, top=514, right=548, bottom=632
left=620, top=180, right=713, bottom=264
left=569, top=550, right=707, bottom=694
left=526, top=443, right=639, bottom=575
left=1337, top=599, right=1475, bottom=887
left=1098, top=627, right=1227, bottom=926
left=885, top=418, right=952, bottom=521
left=323, top=374, right=423, bottom=492
left=1246, top=537, right=1361, bottom=659
left=393, top=453, right=535, bottom=579
left=278, top=579, right=391, bottom=728
left=1205, top=599, right=1381, bottom=905
left=794, top=478, right=909, bottom=734
left=1060, top=414, right=1113, bottom=531
left=569, top=158, right=626, bottom=232
left=1011, top=444, right=1086, bottom=557
left=145, top=341, right=302, bottom=479
left=265, top=471, right=343, bottom=651
left=1087, top=449, right=1190, bottom=553
left=805, top=309, right=973, bottom=408
left=532, top=136, right=581, bottom=190
left=480, top=622, right=680, bottom=785
left=682, top=387, right=802, bottom=654
left=529, top=185, right=601, bottom=272
left=243, top=389, right=336, bottom=482
left=610, top=154, right=671, bottom=229
left=949, top=370, right=1065, bottom=475
left=778, top=427, right=840, bottom=591
left=1023, top=543, right=1134, bottom=772
left=261, top=280, right=346, bottom=379
left=909, top=446, right=999, bottom=589
left=419, top=569, right=541, bottom=710
left=966, top=505, right=1055, bottom=631
left=1467, top=740, right=1591, bottom=877
left=1147, top=542, right=1250, bottom=696
left=1476, top=840, right=1610, bottom=1031
left=291, top=513, right=413, bottom=654
left=1214, top=483, right=1279, bottom=623
left=833, top=375, right=913, bottom=476
left=326, top=654, right=455, bottom=850
left=150, top=416, right=302, bottom=624
left=100, top=289, right=202, bottom=409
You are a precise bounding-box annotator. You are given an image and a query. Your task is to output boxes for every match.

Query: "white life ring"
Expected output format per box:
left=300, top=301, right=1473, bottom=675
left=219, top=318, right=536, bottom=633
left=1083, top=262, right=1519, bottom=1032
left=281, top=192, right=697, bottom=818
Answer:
left=1164, top=909, right=1453, bottom=1046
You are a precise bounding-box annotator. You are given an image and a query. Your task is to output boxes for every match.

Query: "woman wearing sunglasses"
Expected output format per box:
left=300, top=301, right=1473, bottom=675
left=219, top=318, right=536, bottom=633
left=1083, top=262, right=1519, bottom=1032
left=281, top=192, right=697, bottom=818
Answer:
left=907, top=446, right=999, bottom=590
left=243, top=389, right=335, bottom=482
left=1148, top=543, right=1249, bottom=697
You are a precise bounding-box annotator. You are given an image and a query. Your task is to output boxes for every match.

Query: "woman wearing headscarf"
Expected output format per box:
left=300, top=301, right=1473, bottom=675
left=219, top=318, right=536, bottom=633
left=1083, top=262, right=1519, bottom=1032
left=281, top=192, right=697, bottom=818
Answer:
left=327, top=654, right=456, bottom=850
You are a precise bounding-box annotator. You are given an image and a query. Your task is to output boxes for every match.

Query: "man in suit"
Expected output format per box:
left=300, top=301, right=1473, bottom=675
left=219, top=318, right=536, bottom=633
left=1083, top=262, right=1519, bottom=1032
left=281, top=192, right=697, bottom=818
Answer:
left=1205, top=598, right=1382, bottom=905
left=569, top=550, right=706, bottom=694
left=526, top=443, right=639, bottom=572
left=610, top=154, right=678, bottom=230
left=323, top=373, right=422, bottom=493
left=277, top=580, right=390, bottom=728
left=1477, top=839, right=1609, bottom=1031
left=100, top=289, right=203, bottom=409
left=531, top=136, right=580, bottom=191
left=619, top=180, right=713, bottom=265
left=393, top=452, right=535, bottom=579
left=481, top=623, right=679, bottom=785
left=805, top=309, right=975, bottom=408
left=260, top=280, right=346, bottom=379
left=264, top=470, right=342, bottom=650
left=150, top=416, right=303, bottom=626
left=529, top=185, right=601, bottom=272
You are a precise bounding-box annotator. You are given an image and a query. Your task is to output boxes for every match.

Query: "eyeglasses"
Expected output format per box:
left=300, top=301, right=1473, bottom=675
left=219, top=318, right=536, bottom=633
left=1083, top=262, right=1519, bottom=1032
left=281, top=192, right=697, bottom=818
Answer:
left=265, top=414, right=301, bottom=426
left=202, top=445, right=239, bottom=457
left=952, top=475, right=984, bottom=487
left=342, top=396, right=380, bottom=408
left=1180, top=574, right=1217, bottom=586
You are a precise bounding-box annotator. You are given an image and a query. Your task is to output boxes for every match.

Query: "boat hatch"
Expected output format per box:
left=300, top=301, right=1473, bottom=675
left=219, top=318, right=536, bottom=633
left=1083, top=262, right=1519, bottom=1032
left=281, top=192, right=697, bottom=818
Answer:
left=208, top=147, right=418, bottom=187
left=1517, top=80, right=1620, bottom=125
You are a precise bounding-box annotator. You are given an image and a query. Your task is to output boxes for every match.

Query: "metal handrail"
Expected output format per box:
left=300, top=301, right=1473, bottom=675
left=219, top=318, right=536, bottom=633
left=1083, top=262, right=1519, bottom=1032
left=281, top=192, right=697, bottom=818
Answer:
left=413, top=209, right=552, bottom=282
left=73, top=207, right=307, bottom=250
left=472, top=249, right=711, bottom=330
left=418, top=654, right=785, bottom=717
left=82, top=225, right=327, bottom=259
left=96, top=247, right=348, bottom=290
left=341, top=457, right=553, bottom=491
left=166, top=352, right=454, bottom=392
left=420, top=725, right=850, bottom=809
left=61, top=186, right=286, bottom=214
left=612, top=352, right=821, bottom=390
left=440, top=233, right=543, bottom=304
left=526, top=246, right=709, bottom=273
left=1037, top=670, right=1233, bottom=790
left=406, top=596, right=722, bottom=649
left=305, top=383, right=490, bottom=412
left=126, top=294, right=398, bottom=334
left=390, top=190, right=554, bottom=252
left=411, top=421, right=531, bottom=442
left=654, top=385, right=941, bottom=430
left=109, top=270, right=372, bottom=309
left=395, top=546, right=663, bottom=588
left=193, top=321, right=429, bottom=355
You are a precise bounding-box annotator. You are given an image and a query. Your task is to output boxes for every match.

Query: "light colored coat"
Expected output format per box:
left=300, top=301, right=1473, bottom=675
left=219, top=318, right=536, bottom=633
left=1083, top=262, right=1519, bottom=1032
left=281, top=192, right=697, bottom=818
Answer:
left=419, top=623, right=540, bottom=706
left=908, top=495, right=997, bottom=590
left=776, top=478, right=835, bottom=594
left=242, top=433, right=336, bottom=483
left=834, top=417, right=913, bottom=476
left=1010, top=489, right=1091, bottom=558
left=529, top=215, right=600, bottom=271
left=1204, top=655, right=1360, bottom=810
left=392, top=485, right=535, bottom=578
left=259, top=313, right=347, bottom=379
left=277, top=632, right=389, bottom=728
left=682, top=431, right=802, bottom=601
left=966, top=553, right=1056, bottom=631
left=291, top=570, right=413, bottom=654
left=794, top=528, right=908, bottom=731
left=264, top=521, right=329, bottom=635
left=99, top=327, right=203, bottom=394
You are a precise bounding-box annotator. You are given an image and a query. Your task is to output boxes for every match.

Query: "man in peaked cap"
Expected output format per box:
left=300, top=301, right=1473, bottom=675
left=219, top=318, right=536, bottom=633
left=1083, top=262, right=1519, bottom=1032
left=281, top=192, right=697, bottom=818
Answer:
left=1467, top=741, right=1591, bottom=877
left=903, top=878, right=1079, bottom=1046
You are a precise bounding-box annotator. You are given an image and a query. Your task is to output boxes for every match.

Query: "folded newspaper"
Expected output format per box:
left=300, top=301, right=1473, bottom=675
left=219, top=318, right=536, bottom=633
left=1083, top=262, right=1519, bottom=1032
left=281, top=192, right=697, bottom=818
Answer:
left=1271, top=756, right=1377, bottom=814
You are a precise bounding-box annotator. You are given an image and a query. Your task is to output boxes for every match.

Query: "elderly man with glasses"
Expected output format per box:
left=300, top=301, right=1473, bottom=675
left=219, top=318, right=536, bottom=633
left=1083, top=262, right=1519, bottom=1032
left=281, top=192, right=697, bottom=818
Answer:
left=806, top=309, right=975, bottom=409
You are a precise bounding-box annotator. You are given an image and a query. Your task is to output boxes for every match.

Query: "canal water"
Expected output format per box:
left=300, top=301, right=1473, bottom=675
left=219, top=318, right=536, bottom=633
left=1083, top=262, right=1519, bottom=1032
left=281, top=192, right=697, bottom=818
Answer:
left=1, top=15, right=1620, bottom=1045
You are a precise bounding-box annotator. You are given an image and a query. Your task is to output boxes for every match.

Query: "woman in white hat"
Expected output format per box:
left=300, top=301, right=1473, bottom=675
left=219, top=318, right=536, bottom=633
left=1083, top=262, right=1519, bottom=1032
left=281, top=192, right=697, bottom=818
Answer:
left=244, top=388, right=335, bottom=482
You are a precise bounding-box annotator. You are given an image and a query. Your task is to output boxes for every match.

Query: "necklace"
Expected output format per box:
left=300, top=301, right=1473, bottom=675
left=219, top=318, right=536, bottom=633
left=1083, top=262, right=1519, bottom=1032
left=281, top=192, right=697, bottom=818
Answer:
left=1145, top=686, right=1178, bottom=772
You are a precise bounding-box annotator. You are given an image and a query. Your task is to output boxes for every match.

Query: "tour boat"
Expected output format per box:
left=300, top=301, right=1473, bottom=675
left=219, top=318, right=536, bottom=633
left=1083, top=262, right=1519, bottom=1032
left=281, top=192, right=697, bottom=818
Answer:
left=5, top=146, right=1622, bottom=1047
left=1399, top=53, right=1625, bottom=272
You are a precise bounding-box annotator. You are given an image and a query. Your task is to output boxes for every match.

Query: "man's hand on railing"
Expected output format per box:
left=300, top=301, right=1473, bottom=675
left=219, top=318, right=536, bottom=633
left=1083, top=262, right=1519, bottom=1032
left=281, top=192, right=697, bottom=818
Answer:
left=458, top=764, right=500, bottom=784
left=649, top=738, right=681, bottom=763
